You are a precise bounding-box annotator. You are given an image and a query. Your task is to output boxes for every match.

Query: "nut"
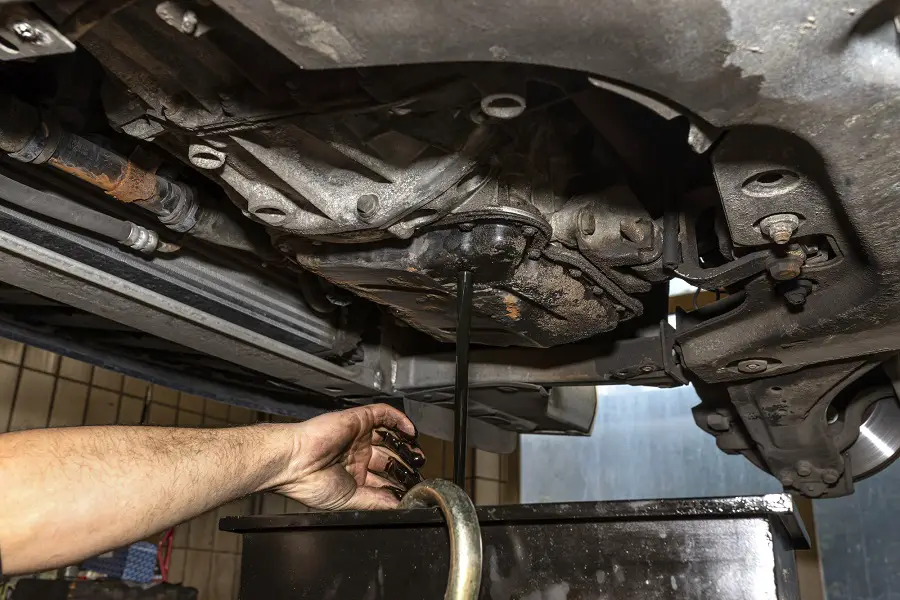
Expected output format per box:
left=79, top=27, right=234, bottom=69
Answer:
left=795, top=460, right=813, bottom=477
left=822, top=469, right=840, bottom=484
left=356, top=194, right=380, bottom=220
left=767, top=256, right=803, bottom=280
left=706, top=413, right=731, bottom=432
left=737, top=359, right=768, bottom=374
left=760, top=213, right=800, bottom=244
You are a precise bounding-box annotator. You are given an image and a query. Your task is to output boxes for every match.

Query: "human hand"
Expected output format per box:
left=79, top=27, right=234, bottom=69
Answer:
left=271, top=404, right=426, bottom=510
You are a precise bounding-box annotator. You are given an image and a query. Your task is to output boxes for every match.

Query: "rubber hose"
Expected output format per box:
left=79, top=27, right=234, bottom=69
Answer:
left=0, top=172, right=133, bottom=242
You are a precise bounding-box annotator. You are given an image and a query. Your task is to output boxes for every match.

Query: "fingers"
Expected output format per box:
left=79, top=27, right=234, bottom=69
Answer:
left=343, top=486, right=401, bottom=510
left=364, top=472, right=405, bottom=500
left=364, top=404, right=417, bottom=438
left=374, top=428, right=426, bottom=469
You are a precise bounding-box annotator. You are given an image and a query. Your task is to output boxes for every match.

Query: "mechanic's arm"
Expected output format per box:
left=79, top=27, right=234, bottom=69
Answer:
left=0, top=404, right=420, bottom=575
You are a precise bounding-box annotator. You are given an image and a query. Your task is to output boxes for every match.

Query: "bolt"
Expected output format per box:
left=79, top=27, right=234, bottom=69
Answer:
left=640, top=365, right=655, bottom=373
left=180, top=10, right=198, bottom=34
left=12, top=22, right=40, bottom=43
left=568, top=268, right=582, bottom=279
left=822, top=469, right=840, bottom=484
left=522, top=226, right=536, bottom=237
left=796, top=460, right=813, bottom=477
left=767, top=256, right=803, bottom=281
left=459, top=222, right=475, bottom=232
left=578, top=209, right=596, bottom=236
left=784, top=279, right=814, bottom=307
left=737, top=359, right=768, bottom=374
left=759, top=214, right=800, bottom=244
left=779, top=472, right=795, bottom=487
left=356, top=194, right=380, bottom=221
left=706, top=413, right=731, bottom=432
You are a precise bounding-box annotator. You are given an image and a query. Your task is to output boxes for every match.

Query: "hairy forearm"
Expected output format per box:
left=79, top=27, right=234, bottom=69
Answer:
left=0, top=424, right=295, bottom=575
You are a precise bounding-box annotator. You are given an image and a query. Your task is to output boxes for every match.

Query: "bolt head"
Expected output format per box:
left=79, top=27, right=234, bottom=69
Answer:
left=767, top=257, right=803, bottom=280
left=356, top=194, right=380, bottom=220
left=822, top=469, right=840, bottom=484
left=640, top=365, right=655, bottom=373
left=784, top=290, right=807, bottom=306
left=737, top=359, right=767, bottom=373
left=180, top=10, right=198, bottom=34
left=706, top=413, right=731, bottom=432
left=796, top=460, right=813, bottom=477
left=12, top=22, right=39, bottom=42
left=778, top=472, right=795, bottom=487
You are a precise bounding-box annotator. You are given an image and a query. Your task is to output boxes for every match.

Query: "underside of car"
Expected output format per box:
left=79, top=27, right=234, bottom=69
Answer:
left=1, top=0, right=899, bottom=498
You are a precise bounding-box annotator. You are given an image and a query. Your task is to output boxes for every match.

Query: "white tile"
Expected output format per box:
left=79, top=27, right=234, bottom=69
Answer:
left=118, top=396, right=145, bottom=425
left=474, top=478, right=501, bottom=506
left=8, top=369, right=55, bottom=431
left=475, top=450, right=501, bottom=480
left=84, top=388, right=120, bottom=426
left=0, top=339, right=24, bottom=365
left=188, top=510, right=217, bottom=550
left=48, top=380, right=89, bottom=427
left=183, top=550, right=212, bottom=597
left=0, top=362, right=20, bottom=432
left=58, top=357, right=92, bottom=382
left=210, top=553, right=238, bottom=600
left=91, top=368, right=123, bottom=391
left=22, top=347, right=59, bottom=373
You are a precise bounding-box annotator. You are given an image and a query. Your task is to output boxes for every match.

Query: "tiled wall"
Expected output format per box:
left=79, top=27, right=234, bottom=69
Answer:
left=0, top=338, right=519, bottom=599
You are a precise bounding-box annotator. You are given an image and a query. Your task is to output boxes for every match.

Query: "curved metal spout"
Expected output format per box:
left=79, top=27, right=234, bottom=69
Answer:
left=399, top=479, right=482, bottom=600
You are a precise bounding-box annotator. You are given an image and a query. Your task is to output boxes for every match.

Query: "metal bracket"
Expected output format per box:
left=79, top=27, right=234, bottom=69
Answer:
left=0, top=4, right=75, bottom=62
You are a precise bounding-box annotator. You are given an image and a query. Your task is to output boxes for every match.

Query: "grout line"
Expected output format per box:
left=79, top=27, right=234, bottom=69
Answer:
left=4, top=358, right=26, bottom=432
left=43, top=356, right=63, bottom=429
left=79, top=364, right=96, bottom=425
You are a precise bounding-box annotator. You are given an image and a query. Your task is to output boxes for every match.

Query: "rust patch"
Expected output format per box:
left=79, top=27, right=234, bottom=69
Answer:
left=503, top=293, right=521, bottom=320
left=48, top=153, right=157, bottom=203
left=113, top=159, right=158, bottom=202
left=48, top=157, right=119, bottom=191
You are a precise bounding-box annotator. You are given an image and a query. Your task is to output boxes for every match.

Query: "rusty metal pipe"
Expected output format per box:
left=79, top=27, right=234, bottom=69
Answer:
left=47, top=131, right=159, bottom=203
left=399, top=479, right=482, bottom=600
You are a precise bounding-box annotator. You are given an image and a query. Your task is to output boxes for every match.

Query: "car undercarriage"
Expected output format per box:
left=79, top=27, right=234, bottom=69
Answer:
left=1, top=0, right=899, bottom=498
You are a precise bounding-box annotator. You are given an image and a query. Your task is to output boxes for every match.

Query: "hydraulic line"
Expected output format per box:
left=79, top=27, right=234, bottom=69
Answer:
left=0, top=172, right=168, bottom=253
